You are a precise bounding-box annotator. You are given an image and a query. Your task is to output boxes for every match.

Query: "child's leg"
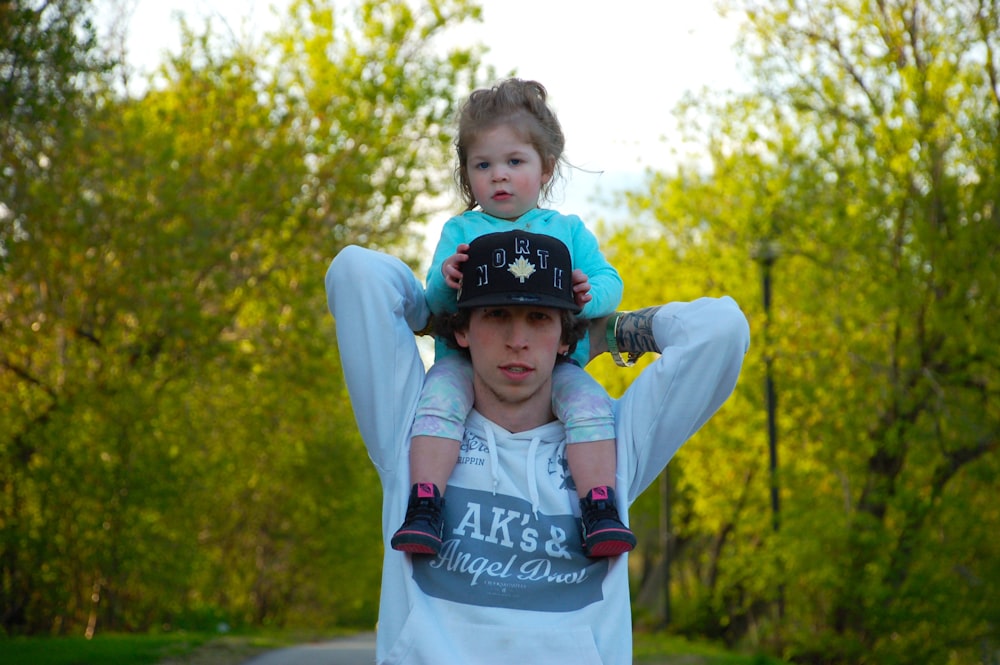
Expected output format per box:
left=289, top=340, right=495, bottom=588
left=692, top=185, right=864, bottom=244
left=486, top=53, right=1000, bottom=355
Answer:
left=392, top=354, right=473, bottom=555
left=552, top=362, right=618, bottom=498
left=410, top=353, right=473, bottom=487
left=565, top=440, right=617, bottom=498
left=409, top=436, right=461, bottom=493
left=552, top=362, right=636, bottom=557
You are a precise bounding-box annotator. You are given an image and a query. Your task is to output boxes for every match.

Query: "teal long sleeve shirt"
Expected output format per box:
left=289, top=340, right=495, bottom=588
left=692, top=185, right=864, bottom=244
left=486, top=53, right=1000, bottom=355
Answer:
left=425, top=208, right=623, bottom=366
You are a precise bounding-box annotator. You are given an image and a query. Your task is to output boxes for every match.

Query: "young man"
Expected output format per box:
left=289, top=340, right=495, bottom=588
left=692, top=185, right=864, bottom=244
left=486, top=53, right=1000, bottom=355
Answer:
left=325, top=230, right=750, bottom=665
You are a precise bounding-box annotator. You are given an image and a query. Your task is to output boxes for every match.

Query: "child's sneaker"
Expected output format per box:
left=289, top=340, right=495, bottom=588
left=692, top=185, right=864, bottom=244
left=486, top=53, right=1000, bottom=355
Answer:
left=391, top=483, right=445, bottom=555
left=579, top=486, right=636, bottom=557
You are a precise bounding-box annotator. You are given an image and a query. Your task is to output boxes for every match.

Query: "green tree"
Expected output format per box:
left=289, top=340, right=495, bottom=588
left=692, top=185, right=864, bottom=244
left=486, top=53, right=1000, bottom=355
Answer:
left=1, top=0, right=485, bottom=635
left=610, top=0, right=1000, bottom=662
left=1, top=0, right=113, bottom=633
left=0, top=0, right=108, bottom=268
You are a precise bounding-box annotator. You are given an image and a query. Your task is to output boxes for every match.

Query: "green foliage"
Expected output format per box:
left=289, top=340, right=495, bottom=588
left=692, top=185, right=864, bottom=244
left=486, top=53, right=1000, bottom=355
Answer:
left=0, top=0, right=109, bottom=269
left=1, top=0, right=484, bottom=636
left=611, top=0, right=1000, bottom=662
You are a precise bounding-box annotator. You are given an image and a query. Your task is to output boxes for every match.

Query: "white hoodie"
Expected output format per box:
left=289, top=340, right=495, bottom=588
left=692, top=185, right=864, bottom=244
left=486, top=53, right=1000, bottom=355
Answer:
left=326, top=245, right=750, bottom=665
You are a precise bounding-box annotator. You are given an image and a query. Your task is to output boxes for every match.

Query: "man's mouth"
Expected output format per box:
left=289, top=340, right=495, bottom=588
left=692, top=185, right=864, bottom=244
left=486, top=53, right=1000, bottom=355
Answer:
left=500, top=363, right=532, bottom=377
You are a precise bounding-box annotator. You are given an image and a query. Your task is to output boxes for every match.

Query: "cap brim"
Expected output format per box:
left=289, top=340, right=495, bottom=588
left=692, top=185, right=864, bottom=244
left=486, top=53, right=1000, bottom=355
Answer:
left=458, top=293, right=582, bottom=314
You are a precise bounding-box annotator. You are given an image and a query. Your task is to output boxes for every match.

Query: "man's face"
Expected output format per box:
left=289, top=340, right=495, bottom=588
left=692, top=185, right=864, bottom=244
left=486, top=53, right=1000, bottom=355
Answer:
left=455, top=305, right=569, bottom=429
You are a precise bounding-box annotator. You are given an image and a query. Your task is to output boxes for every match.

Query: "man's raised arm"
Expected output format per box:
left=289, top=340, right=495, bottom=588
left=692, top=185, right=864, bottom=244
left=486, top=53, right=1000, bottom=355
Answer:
left=325, top=246, right=430, bottom=473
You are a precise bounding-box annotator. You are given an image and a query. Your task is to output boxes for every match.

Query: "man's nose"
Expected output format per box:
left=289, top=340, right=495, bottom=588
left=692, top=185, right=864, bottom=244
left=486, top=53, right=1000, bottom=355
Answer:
left=506, top=318, right=530, bottom=348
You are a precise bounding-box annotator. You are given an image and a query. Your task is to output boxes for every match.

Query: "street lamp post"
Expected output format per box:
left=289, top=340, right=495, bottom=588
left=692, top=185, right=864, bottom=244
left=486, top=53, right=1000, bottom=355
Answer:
left=758, top=243, right=780, bottom=534
left=752, top=239, right=782, bottom=618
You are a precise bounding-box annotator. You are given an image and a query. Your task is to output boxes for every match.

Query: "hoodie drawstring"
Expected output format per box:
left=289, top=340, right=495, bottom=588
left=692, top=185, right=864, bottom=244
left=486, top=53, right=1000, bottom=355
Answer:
left=483, top=424, right=543, bottom=517
left=526, top=435, right=541, bottom=518
left=485, top=426, right=500, bottom=495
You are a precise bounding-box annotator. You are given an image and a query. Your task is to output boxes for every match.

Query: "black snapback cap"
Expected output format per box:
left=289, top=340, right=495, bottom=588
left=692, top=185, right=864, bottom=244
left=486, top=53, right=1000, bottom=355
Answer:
left=456, top=230, right=580, bottom=313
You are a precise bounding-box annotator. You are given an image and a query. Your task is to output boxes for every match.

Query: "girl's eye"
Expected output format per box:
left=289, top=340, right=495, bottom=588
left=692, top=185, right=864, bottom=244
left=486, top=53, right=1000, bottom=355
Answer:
left=475, top=161, right=489, bottom=170
left=509, top=158, right=522, bottom=166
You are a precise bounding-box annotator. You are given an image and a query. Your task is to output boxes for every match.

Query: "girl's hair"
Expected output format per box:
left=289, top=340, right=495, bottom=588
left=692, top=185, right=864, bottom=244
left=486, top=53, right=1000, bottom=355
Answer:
left=454, top=79, right=566, bottom=211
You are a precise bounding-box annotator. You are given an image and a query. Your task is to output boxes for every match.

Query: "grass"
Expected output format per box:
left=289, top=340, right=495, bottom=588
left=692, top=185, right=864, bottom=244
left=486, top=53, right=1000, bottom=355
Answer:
left=0, top=629, right=787, bottom=665
left=0, top=631, right=301, bottom=665
left=0, top=633, right=212, bottom=665
left=633, top=631, right=789, bottom=664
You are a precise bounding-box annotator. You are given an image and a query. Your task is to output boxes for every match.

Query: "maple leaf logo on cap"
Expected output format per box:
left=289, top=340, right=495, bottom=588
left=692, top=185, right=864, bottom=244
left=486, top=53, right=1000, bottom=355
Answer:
left=508, top=256, right=536, bottom=283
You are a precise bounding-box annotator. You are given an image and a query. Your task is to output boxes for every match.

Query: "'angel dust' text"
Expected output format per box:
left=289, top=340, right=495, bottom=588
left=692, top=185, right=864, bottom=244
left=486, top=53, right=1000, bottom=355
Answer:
left=427, top=500, right=590, bottom=587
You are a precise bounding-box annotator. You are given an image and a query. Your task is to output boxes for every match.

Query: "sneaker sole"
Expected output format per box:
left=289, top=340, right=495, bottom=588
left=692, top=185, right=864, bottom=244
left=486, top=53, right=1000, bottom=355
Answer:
left=584, top=528, right=637, bottom=558
left=586, top=539, right=635, bottom=557
left=391, top=531, right=442, bottom=555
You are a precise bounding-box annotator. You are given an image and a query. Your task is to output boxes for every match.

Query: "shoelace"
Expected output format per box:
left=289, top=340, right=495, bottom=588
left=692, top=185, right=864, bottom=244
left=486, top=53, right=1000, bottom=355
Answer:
left=405, top=496, right=443, bottom=525
left=582, top=500, right=621, bottom=529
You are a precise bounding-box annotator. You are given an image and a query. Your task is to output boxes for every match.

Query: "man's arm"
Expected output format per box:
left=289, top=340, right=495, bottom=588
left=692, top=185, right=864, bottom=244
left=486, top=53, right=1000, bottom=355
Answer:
left=586, top=306, right=661, bottom=362
left=325, top=246, right=430, bottom=473
left=600, top=299, right=751, bottom=500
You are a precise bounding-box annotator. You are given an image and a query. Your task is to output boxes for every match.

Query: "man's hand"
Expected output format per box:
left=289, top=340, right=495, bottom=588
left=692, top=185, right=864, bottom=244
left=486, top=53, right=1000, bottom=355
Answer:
left=442, top=243, right=471, bottom=289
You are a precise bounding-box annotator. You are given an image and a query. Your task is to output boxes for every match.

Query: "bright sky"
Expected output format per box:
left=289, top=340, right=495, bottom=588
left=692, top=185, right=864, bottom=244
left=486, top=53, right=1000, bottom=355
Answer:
left=114, top=0, right=747, bottom=225
left=436, top=1, right=748, bottom=217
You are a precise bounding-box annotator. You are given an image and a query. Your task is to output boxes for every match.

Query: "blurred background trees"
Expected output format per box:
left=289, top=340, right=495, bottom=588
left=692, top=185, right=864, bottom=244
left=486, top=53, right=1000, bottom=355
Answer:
left=2, top=0, right=485, bottom=634
left=2, top=0, right=997, bottom=663
left=605, top=1, right=1000, bottom=663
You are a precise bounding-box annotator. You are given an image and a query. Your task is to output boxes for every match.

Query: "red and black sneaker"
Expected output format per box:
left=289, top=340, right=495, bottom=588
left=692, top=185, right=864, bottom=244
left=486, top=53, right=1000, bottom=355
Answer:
left=390, top=483, right=445, bottom=555
left=579, top=486, right=636, bottom=557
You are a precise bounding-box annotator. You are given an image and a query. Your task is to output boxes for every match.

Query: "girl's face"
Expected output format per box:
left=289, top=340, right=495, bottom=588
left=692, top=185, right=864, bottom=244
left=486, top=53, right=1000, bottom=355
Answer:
left=465, top=124, right=552, bottom=221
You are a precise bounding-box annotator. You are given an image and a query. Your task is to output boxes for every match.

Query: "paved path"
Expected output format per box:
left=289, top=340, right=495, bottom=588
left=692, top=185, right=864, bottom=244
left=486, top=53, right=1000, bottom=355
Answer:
left=241, top=632, right=376, bottom=665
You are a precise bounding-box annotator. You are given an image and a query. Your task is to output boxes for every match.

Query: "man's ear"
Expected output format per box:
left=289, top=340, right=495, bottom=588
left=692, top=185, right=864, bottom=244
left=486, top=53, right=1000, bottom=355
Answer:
left=455, top=329, right=471, bottom=349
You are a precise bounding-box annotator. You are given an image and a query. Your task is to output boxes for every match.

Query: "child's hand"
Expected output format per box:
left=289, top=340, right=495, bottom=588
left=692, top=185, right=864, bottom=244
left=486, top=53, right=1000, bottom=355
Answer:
left=442, top=243, right=471, bottom=289
left=572, top=269, right=593, bottom=308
